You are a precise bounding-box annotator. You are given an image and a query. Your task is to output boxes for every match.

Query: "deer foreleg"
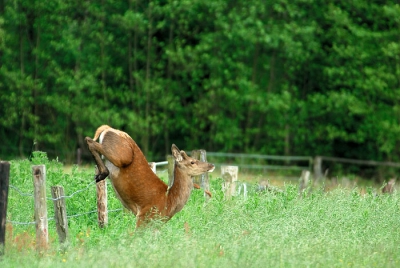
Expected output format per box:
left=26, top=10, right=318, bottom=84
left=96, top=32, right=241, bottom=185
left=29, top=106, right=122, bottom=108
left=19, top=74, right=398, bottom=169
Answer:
left=85, top=137, right=109, bottom=182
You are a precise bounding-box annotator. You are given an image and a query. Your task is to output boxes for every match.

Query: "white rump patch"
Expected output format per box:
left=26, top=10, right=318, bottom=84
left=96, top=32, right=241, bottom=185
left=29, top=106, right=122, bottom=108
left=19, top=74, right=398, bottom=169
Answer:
left=99, top=130, right=107, bottom=159
left=99, top=130, right=106, bottom=144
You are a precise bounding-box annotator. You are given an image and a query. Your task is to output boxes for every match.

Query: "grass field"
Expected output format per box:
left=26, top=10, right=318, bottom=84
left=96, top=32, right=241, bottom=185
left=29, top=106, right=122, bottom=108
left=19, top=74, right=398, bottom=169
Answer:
left=2, top=153, right=400, bottom=267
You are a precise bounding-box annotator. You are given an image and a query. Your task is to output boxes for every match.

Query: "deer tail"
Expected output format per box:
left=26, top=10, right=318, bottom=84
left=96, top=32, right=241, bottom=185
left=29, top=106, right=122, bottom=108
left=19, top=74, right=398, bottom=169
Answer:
left=93, top=125, right=112, bottom=141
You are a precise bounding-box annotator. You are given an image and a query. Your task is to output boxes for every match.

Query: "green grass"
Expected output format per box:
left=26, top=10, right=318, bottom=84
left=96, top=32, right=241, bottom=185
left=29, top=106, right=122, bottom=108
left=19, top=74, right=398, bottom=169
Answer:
left=2, top=153, right=400, bottom=267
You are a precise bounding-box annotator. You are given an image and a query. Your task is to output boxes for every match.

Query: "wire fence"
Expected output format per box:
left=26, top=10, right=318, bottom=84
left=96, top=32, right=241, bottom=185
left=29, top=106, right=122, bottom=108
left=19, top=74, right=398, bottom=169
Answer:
left=7, top=180, right=108, bottom=225
left=6, top=163, right=170, bottom=226
left=207, top=152, right=312, bottom=172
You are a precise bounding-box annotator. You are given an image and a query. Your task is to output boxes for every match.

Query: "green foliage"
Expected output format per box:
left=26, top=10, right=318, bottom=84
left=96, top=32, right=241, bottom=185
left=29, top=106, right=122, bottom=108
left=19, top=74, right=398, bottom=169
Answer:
left=3, top=159, right=400, bottom=267
left=0, top=0, right=399, bottom=179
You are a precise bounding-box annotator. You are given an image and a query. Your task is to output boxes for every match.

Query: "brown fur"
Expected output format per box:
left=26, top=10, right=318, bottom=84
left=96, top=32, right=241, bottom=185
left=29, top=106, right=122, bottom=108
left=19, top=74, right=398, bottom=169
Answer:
left=85, top=125, right=215, bottom=227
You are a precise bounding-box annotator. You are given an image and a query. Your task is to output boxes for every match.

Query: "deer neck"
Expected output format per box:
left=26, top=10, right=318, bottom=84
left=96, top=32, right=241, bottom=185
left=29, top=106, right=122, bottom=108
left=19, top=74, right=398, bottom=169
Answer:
left=167, top=166, right=193, bottom=216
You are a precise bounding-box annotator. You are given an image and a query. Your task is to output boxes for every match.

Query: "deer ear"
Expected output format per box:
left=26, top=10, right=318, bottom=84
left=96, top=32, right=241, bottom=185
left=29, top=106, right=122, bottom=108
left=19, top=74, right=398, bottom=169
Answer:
left=171, top=144, right=183, bottom=162
left=180, top=150, right=188, bottom=159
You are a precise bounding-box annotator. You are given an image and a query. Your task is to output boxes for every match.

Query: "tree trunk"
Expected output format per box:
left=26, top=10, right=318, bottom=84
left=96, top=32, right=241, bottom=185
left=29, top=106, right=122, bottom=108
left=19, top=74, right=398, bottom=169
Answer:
left=18, top=12, right=25, bottom=157
left=133, top=0, right=140, bottom=114
left=100, top=4, right=107, bottom=117
left=143, top=1, right=153, bottom=156
left=33, top=25, right=40, bottom=152
left=164, top=12, right=174, bottom=155
left=267, top=51, right=276, bottom=93
left=128, top=0, right=134, bottom=95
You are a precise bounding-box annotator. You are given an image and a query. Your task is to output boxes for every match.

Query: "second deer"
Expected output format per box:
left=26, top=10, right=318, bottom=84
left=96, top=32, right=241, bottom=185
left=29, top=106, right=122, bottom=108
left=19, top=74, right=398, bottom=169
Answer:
left=85, top=125, right=215, bottom=227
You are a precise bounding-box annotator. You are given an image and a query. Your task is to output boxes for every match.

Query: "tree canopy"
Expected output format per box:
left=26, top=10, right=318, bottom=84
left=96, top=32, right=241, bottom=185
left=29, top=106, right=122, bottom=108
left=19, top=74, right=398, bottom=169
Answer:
left=0, top=0, right=399, bottom=175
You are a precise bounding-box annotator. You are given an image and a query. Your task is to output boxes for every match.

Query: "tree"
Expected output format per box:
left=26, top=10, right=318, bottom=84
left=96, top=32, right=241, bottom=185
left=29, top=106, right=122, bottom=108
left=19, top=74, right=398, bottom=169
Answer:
left=0, top=0, right=399, bottom=181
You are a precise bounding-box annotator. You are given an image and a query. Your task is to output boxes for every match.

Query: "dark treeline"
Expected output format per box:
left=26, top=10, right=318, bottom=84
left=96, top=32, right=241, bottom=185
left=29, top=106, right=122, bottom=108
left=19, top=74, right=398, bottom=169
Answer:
left=0, top=0, right=399, bottom=177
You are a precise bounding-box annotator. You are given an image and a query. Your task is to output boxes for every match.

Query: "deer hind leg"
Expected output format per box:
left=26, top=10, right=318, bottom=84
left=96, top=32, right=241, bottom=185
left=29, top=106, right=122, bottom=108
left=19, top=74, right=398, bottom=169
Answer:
left=86, top=130, right=133, bottom=182
left=85, top=137, right=109, bottom=182
left=96, top=130, right=134, bottom=167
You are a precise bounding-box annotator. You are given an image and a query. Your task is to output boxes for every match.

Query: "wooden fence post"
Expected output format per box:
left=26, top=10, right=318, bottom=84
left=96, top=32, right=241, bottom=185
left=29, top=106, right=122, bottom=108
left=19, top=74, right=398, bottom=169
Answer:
left=167, top=155, right=175, bottom=192
left=76, top=148, right=82, bottom=166
left=95, top=166, right=108, bottom=228
left=299, top=170, right=311, bottom=196
left=313, top=156, right=323, bottom=182
left=32, top=165, right=48, bottom=253
left=191, top=150, right=202, bottom=186
left=382, top=178, right=396, bottom=194
left=221, top=166, right=238, bottom=200
left=0, top=161, right=10, bottom=256
left=237, top=182, right=248, bottom=199
left=51, top=186, right=68, bottom=245
left=191, top=150, right=210, bottom=199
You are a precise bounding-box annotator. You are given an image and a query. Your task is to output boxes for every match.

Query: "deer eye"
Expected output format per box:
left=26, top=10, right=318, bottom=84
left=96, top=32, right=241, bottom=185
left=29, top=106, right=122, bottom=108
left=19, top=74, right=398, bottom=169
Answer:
left=190, top=161, right=195, bottom=165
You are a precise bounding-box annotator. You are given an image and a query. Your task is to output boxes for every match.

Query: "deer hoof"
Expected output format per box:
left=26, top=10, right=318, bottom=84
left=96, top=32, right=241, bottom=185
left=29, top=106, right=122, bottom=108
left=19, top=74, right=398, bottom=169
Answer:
left=95, top=173, right=108, bottom=183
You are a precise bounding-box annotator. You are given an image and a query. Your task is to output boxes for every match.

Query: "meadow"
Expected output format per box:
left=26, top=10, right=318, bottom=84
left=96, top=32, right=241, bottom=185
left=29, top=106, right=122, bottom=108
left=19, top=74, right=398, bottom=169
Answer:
left=1, top=153, right=400, bottom=267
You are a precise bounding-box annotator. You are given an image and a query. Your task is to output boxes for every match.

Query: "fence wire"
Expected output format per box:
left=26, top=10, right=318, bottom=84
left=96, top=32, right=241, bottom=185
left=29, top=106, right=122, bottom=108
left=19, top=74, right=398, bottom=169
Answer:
left=6, top=220, right=36, bottom=225
left=9, top=179, right=96, bottom=200
left=7, top=179, right=123, bottom=225
left=7, top=209, right=124, bottom=225
left=9, top=185, right=34, bottom=197
left=48, top=180, right=96, bottom=201
left=5, top=161, right=169, bottom=225
left=65, top=208, right=123, bottom=219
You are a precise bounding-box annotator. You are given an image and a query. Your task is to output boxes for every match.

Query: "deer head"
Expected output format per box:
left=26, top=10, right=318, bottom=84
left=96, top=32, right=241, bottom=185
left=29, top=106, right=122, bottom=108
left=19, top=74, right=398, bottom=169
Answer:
left=171, top=144, right=215, bottom=176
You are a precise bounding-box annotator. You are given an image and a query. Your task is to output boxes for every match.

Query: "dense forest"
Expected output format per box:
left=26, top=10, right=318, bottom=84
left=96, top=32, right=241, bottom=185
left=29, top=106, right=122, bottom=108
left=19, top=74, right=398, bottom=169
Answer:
left=0, top=1, right=399, bottom=171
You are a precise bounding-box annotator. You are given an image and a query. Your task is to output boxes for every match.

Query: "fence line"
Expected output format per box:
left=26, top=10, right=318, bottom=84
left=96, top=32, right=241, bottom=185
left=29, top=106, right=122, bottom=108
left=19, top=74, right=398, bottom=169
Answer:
left=318, top=156, right=400, bottom=167
left=7, top=208, right=124, bottom=225
left=7, top=155, right=396, bottom=227
left=313, top=156, right=400, bottom=181
left=9, top=185, right=34, bottom=197
left=208, top=152, right=400, bottom=183
left=6, top=161, right=168, bottom=226
left=9, top=180, right=96, bottom=201
left=207, top=152, right=313, bottom=172
left=6, top=220, right=36, bottom=225
left=208, top=152, right=312, bottom=161
left=62, top=208, right=123, bottom=219
left=7, top=181, right=126, bottom=225
left=154, top=161, right=168, bottom=166
left=48, top=181, right=96, bottom=201
left=9, top=168, right=169, bottom=202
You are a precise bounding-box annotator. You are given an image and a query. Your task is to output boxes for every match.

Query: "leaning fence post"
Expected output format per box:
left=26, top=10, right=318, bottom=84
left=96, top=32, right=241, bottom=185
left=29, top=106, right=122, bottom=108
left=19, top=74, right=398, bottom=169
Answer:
left=32, top=165, right=48, bottom=253
left=221, top=166, right=238, bottom=200
left=0, top=161, right=10, bottom=256
left=191, top=149, right=210, bottom=199
left=95, top=166, right=108, bottom=228
left=51, top=186, right=68, bottom=245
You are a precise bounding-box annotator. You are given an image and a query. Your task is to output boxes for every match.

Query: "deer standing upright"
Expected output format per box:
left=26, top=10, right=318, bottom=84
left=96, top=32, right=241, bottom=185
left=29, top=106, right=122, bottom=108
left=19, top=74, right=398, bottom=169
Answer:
left=85, top=125, right=215, bottom=227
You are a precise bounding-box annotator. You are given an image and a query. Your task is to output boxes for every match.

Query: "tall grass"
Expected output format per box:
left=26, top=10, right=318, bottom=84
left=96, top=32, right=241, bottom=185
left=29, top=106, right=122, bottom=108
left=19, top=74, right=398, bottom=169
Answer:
left=2, top=153, right=400, bottom=267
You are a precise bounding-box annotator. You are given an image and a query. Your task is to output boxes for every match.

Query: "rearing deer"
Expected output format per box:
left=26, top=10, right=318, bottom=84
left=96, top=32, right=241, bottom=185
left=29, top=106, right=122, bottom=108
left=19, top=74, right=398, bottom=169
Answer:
left=85, top=125, right=215, bottom=227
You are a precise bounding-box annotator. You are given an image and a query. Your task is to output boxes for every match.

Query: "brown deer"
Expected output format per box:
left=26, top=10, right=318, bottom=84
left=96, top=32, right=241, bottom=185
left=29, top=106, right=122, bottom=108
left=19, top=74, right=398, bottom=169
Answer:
left=85, top=125, right=215, bottom=227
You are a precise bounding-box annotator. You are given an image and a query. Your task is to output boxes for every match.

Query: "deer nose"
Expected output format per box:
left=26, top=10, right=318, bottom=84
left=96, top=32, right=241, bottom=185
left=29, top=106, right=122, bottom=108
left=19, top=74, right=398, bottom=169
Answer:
left=208, top=164, right=215, bottom=172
